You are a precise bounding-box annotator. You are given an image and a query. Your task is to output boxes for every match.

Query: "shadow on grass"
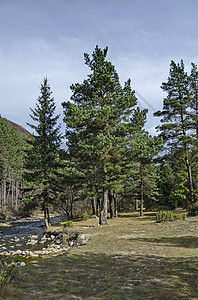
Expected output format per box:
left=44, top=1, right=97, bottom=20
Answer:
left=11, top=252, right=198, bottom=300
left=129, top=236, right=198, bottom=249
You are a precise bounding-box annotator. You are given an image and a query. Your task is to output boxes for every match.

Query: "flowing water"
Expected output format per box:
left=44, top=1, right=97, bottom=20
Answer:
left=0, top=216, right=63, bottom=253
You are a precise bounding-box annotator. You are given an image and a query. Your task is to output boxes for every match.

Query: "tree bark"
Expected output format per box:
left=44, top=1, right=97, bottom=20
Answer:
left=140, top=164, right=144, bottom=216
left=181, top=109, right=194, bottom=206
left=91, top=198, right=96, bottom=216
left=100, top=187, right=108, bottom=225
left=99, top=164, right=108, bottom=225
left=134, top=178, right=139, bottom=211
left=96, top=197, right=100, bottom=217
left=185, top=148, right=194, bottom=206
left=44, top=207, right=51, bottom=228
left=108, top=190, right=114, bottom=218
left=113, top=191, right=118, bottom=218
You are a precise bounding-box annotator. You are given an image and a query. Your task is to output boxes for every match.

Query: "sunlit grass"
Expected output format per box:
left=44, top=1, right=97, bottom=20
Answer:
left=3, top=212, right=198, bottom=299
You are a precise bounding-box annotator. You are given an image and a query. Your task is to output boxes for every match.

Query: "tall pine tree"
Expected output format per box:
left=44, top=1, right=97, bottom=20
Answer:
left=23, top=78, right=62, bottom=227
left=62, top=46, right=137, bottom=225
left=154, top=60, right=194, bottom=206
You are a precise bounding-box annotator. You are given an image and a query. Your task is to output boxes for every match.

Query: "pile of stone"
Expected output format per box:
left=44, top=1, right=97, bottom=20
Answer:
left=2, top=228, right=89, bottom=259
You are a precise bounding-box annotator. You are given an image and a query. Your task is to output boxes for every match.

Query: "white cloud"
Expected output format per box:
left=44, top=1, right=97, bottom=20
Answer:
left=1, top=0, right=198, bottom=135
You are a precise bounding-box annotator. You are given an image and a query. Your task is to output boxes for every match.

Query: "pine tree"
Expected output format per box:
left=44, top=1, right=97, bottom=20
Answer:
left=62, top=46, right=137, bottom=225
left=154, top=60, right=194, bottom=206
left=130, top=131, right=162, bottom=216
left=24, top=78, right=62, bottom=227
left=189, top=62, right=198, bottom=140
left=0, top=117, right=24, bottom=213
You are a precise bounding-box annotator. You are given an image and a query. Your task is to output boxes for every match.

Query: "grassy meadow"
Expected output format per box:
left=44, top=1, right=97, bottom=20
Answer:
left=1, top=211, right=198, bottom=300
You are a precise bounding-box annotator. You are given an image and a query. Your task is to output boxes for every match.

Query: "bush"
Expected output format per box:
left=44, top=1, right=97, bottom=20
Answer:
left=82, top=212, right=90, bottom=221
left=156, top=211, right=187, bottom=223
left=63, top=220, right=73, bottom=228
left=0, top=265, right=15, bottom=285
left=188, top=202, right=198, bottom=216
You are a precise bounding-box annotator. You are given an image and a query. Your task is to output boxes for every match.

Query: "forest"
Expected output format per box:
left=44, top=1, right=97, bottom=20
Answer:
left=0, top=46, right=198, bottom=226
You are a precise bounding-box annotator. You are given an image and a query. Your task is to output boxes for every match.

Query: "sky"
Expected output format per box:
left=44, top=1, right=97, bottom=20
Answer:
left=1, top=0, right=198, bottom=136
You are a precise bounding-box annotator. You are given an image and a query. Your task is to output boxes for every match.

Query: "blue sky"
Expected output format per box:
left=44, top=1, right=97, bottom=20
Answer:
left=1, top=0, right=198, bottom=135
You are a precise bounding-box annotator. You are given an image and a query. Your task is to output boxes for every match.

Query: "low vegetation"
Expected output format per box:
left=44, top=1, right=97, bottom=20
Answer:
left=2, top=212, right=197, bottom=299
left=156, top=210, right=187, bottom=223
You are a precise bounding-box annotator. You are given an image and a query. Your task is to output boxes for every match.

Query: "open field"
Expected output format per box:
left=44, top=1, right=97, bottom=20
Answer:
left=3, top=212, right=198, bottom=299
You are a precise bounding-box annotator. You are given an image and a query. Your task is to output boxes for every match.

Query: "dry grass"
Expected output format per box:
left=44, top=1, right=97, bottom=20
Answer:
left=3, top=212, right=198, bottom=299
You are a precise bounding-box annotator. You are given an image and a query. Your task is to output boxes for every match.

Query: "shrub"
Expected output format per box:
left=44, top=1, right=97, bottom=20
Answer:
left=63, top=220, right=73, bottom=228
left=156, top=211, right=187, bottom=223
left=0, top=265, right=15, bottom=285
left=82, top=212, right=90, bottom=221
left=188, top=202, right=198, bottom=216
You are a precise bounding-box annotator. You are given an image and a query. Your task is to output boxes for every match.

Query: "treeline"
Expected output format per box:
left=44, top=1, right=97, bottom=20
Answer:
left=0, top=118, right=25, bottom=215
left=0, top=47, right=197, bottom=224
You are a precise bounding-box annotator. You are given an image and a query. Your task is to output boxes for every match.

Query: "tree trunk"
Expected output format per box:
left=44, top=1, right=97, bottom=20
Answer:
left=134, top=178, right=139, bottom=211
left=91, top=198, right=96, bottom=216
left=44, top=207, right=51, bottom=228
left=113, top=191, right=118, bottom=218
left=96, top=197, right=100, bottom=217
left=108, top=190, right=114, bottom=218
left=95, top=187, right=100, bottom=217
left=70, top=190, right=74, bottom=219
left=185, top=148, right=194, bottom=206
left=100, top=187, right=108, bottom=225
left=181, top=111, right=194, bottom=206
left=140, top=164, right=144, bottom=216
left=99, top=165, right=108, bottom=225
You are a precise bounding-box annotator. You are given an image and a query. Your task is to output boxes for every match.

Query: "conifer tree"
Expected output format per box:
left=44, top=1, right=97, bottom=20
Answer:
left=62, top=46, right=137, bottom=225
left=129, top=131, right=162, bottom=215
left=154, top=60, right=194, bottom=206
left=24, top=78, right=62, bottom=227
left=189, top=62, right=198, bottom=140
left=0, top=117, right=24, bottom=213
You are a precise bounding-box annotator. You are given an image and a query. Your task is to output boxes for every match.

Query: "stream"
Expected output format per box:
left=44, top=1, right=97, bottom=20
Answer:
left=0, top=216, right=63, bottom=254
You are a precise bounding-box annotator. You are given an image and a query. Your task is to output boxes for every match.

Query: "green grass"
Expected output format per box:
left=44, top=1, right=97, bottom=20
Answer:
left=0, top=222, right=11, bottom=227
left=2, top=212, right=198, bottom=299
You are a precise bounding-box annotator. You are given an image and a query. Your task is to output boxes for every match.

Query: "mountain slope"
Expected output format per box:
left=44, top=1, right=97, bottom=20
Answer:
left=2, top=118, right=31, bottom=137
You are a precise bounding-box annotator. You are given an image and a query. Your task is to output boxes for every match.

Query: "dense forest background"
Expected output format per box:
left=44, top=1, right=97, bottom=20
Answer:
left=0, top=46, right=197, bottom=226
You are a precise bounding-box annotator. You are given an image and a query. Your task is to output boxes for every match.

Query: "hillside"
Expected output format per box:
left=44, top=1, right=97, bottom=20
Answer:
left=3, top=118, right=31, bottom=137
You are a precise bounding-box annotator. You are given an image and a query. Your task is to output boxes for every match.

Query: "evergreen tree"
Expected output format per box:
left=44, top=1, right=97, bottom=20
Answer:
left=0, top=117, right=25, bottom=213
left=189, top=62, right=198, bottom=140
left=129, top=131, right=162, bottom=215
left=62, top=46, right=137, bottom=225
left=154, top=60, right=194, bottom=206
left=24, top=78, right=62, bottom=227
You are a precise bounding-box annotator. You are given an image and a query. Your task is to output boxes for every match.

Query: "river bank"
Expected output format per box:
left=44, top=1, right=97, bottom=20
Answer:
left=0, top=216, right=89, bottom=262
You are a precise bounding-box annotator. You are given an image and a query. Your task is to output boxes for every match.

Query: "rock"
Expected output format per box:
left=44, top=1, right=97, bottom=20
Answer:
left=26, top=240, right=37, bottom=245
left=31, top=253, right=39, bottom=257
left=40, top=240, right=46, bottom=244
left=34, top=250, right=41, bottom=255
left=30, top=235, right=38, bottom=239
left=69, top=240, right=74, bottom=246
left=57, top=233, right=63, bottom=239
left=15, top=249, right=22, bottom=255
left=20, top=262, right=26, bottom=267
left=55, top=239, right=62, bottom=244
left=91, top=215, right=99, bottom=219
left=77, top=233, right=89, bottom=246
